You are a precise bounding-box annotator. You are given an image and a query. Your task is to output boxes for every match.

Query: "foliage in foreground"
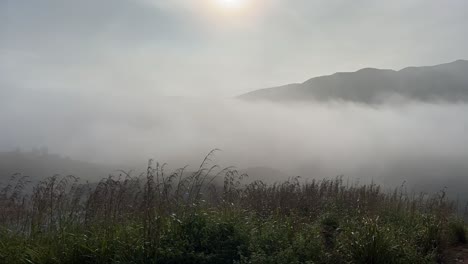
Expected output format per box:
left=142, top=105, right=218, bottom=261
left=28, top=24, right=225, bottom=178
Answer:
left=0, top=152, right=466, bottom=264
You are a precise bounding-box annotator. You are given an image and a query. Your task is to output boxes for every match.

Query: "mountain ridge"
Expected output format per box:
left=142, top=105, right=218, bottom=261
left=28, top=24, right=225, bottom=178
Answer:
left=239, top=60, right=468, bottom=104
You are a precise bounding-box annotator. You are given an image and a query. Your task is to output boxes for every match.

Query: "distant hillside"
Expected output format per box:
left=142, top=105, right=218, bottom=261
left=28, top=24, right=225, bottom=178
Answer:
left=0, top=150, right=113, bottom=183
left=239, top=60, right=468, bottom=104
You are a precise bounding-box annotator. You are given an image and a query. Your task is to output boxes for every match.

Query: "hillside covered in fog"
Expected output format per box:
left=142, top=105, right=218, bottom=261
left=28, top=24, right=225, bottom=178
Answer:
left=0, top=150, right=113, bottom=183
left=239, top=60, right=468, bottom=104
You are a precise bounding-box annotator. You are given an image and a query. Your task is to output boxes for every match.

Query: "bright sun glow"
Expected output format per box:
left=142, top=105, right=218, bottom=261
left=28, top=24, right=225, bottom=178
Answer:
left=215, top=0, right=247, bottom=10
left=204, top=0, right=260, bottom=25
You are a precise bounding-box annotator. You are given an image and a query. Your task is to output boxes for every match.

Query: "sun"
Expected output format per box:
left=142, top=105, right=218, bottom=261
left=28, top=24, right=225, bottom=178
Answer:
left=203, top=0, right=259, bottom=24
left=215, top=0, right=248, bottom=11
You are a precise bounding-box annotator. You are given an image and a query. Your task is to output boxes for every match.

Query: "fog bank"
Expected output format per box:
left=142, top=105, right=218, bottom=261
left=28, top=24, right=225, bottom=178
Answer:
left=1, top=96, right=467, bottom=194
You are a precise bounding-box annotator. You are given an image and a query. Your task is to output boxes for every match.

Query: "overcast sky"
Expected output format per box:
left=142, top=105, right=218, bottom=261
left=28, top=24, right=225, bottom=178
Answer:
left=2, top=0, right=468, bottom=97
left=2, top=1, right=468, bottom=198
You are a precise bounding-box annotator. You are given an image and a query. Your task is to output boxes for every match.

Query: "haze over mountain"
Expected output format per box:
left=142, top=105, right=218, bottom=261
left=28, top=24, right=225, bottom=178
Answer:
left=239, top=60, right=468, bottom=104
left=3, top=0, right=468, bottom=207
left=0, top=149, right=115, bottom=184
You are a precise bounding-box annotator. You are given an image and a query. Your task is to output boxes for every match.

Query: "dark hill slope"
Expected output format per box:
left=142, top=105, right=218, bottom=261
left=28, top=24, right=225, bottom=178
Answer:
left=239, top=60, right=468, bottom=104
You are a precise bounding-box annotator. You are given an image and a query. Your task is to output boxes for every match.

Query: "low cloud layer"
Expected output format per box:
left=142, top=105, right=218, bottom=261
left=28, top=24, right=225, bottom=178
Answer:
left=1, top=94, right=468, bottom=196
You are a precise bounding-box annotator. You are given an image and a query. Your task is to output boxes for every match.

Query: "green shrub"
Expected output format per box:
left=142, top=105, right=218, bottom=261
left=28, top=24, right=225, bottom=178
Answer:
left=320, top=213, right=340, bottom=249
left=448, top=220, right=467, bottom=244
left=337, top=217, right=428, bottom=264
left=157, top=214, right=248, bottom=264
left=413, top=215, right=443, bottom=256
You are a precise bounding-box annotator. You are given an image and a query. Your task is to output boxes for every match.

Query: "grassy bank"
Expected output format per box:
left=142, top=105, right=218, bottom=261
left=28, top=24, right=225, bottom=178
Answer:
left=1, top=154, right=466, bottom=263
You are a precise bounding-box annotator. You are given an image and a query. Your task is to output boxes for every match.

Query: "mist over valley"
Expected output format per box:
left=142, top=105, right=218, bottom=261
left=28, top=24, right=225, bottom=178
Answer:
left=2, top=61, right=468, bottom=201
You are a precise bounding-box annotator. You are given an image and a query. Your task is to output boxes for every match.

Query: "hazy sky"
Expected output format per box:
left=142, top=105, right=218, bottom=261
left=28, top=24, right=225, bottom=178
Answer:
left=2, top=0, right=468, bottom=97
left=2, top=1, right=468, bottom=198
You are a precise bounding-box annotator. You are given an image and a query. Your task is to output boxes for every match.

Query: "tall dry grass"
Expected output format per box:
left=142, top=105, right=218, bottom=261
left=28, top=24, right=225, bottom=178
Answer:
left=0, top=151, right=466, bottom=263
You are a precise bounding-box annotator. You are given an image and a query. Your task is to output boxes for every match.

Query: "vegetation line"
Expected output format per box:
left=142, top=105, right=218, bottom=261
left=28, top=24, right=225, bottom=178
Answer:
left=0, top=153, right=466, bottom=263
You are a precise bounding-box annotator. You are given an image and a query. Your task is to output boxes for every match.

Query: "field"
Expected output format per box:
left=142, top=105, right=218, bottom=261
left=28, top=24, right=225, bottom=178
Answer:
left=1, top=153, right=466, bottom=264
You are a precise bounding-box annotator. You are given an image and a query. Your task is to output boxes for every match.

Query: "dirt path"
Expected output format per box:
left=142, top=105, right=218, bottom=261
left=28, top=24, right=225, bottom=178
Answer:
left=445, top=245, right=468, bottom=263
